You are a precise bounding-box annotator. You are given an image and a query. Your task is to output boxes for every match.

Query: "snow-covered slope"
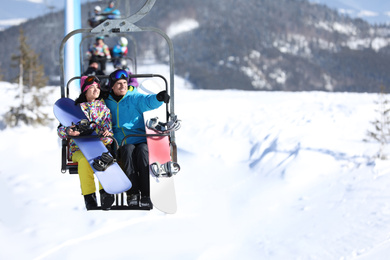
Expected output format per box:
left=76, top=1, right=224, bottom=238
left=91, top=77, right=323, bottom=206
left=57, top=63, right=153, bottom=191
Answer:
left=1, top=65, right=390, bottom=259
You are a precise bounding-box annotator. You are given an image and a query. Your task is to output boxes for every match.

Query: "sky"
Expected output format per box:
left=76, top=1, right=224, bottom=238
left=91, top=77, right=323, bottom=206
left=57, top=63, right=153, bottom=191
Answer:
left=311, top=0, right=390, bottom=24
left=0, top=0, right=96, bottom=30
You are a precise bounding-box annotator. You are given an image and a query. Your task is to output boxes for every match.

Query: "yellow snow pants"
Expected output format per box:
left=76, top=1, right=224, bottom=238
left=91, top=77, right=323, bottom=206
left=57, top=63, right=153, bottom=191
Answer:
left=72, top=150, right=103, bottom=195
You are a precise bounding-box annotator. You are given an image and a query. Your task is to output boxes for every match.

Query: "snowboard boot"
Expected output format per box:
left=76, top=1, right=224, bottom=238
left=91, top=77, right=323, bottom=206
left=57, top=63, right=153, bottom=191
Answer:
left=100, top=189, right=115, bottom=210
left=140, top=196, right=153, bottom=209
left=127, top=194, right=140, bottom=208
left=84, top=193, right=98, bottom=210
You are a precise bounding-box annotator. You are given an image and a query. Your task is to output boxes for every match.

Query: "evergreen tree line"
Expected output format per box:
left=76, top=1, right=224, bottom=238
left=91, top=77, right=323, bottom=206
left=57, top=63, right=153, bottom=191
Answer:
left=1, top=0, right=390, bottom=92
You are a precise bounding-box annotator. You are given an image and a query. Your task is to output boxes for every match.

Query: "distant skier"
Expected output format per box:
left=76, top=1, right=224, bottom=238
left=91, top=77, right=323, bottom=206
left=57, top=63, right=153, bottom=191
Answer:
left=94, top=5, right=101, bottom=15
left=57, top=76, right=115, bottom=210
left=86, top=36, right=111, bottom=73
left=88, top=5, right=103, bottom=27
left=104, top=69, right=170, bottom=209
left=102, top=1, right=121, bottom=19
left=82, top=58, right=105, bottom=77
left=111, top=37, right=128, bottom=69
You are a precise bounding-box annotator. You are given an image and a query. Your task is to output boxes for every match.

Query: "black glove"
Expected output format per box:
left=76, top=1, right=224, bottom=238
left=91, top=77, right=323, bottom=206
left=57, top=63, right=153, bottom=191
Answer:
left=156, top=90, right=170, bottom=103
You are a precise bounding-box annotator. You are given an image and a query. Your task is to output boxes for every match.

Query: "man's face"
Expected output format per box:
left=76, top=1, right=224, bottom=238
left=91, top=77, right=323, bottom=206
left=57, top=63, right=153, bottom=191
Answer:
left=112, top=79, right=128, bottom=96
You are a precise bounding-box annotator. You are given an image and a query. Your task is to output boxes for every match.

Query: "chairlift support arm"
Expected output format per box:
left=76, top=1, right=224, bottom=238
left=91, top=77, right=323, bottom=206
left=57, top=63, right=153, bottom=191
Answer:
left=59, top=0, right=177, bottom=160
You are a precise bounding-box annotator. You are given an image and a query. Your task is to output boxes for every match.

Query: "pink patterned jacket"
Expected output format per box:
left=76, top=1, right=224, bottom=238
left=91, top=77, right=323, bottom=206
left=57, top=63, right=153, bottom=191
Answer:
left=57, top=99, right=113, bottom=159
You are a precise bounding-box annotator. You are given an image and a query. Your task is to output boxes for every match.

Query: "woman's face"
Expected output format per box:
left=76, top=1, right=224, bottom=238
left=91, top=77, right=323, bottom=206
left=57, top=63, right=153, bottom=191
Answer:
left=85, top=82, right=100, bottom=102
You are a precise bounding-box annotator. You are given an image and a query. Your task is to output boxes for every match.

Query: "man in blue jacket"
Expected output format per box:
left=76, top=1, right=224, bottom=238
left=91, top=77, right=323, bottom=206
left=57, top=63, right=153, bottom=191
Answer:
left=102, top=1, right=121, bottom=19
left=105, top=69, right=170, bottom=208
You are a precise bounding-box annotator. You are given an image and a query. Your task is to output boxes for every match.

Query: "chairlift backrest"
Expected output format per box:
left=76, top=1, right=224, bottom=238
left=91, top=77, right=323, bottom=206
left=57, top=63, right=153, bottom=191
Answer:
left=59, top=0, right=178, bottom=173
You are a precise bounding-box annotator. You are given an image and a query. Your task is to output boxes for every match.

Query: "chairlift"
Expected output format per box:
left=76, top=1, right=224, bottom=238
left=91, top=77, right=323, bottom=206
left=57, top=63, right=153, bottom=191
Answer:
left=58, top=0, right=178, bottom=210
left=80, top=34, right=138, bottom=74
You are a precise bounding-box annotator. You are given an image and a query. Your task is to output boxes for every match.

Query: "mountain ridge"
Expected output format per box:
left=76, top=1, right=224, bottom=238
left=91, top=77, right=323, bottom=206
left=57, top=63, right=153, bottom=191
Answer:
left=1, top=0, right=390, bottom=92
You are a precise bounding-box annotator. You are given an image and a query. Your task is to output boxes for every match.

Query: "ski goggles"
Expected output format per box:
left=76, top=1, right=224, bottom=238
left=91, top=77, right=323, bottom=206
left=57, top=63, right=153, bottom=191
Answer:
left=81, top=76, right=100, bottom=92
left=110, top=69, right=129, bottom=82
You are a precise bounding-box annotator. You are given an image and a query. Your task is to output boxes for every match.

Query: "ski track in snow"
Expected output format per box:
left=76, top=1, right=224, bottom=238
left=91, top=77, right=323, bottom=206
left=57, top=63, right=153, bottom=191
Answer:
left=1, top=65, right=390, bottom=259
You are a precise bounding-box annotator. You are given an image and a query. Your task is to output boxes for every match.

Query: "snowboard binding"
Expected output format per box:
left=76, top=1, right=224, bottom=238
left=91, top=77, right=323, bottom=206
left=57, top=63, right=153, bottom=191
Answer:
left=93, top=152, right=115, bottom=171
left=146, top=116, right=181, bottom=134
left=150, top=161, right=180, bottom=177
left=68, top=119, right=97, bottom=136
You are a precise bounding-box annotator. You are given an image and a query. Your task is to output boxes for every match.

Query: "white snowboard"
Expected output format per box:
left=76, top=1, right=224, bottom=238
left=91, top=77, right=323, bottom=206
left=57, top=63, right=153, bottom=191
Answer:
left=138, top=79, right=177, bottom=214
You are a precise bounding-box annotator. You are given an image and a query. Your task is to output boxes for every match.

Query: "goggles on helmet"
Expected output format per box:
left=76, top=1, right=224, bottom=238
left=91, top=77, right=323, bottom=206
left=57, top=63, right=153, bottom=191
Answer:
left=110, top=69, right=129, bottom=82
left=82, top=76, right=100, bottom=92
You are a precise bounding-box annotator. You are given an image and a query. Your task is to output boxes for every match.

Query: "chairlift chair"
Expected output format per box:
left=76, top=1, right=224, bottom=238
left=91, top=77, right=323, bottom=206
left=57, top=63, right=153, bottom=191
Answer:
left=57, top=0, right=178, bottom=210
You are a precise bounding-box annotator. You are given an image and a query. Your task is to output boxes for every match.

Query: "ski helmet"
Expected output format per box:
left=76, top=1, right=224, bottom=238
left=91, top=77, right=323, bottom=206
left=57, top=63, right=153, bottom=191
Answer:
left=80, top=76, right=101, bottom=93
left=94, top=6, right=101, bottom=12
left=119, top=37, right=128, bottom=46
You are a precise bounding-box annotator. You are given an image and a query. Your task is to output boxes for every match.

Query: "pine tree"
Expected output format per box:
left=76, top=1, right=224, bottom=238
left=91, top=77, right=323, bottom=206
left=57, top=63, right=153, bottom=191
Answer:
left=11, top=29, right=48, bottom=89
left=4, top=28, right=50, bottom=127
left=365, top=86, right=390, bottom=159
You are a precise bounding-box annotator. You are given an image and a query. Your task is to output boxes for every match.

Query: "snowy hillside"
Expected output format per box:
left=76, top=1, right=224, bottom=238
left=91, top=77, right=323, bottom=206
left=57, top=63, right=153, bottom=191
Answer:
left=2, top=0, right=390, bottom=92
left=1, top=65, right=390, bottom=259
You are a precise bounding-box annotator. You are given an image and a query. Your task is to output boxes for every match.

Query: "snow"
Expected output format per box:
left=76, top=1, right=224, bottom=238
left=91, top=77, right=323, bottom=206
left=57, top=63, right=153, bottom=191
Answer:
left=312, top=20, right=358, bottom=36
left=342, top=36, right=390, bottom=52
left=0, top=18, right=27, bottom=31
left=272, top=34, right=312, bottom=58
left=344, top=37, right=371, bottom=50
left=2, top=64, right=390, bottom=259
left=371, top=37, right=390, bottom=51
left=166, top=19, right=199, bottom=39
left=333, top=22, right=358, bottom=35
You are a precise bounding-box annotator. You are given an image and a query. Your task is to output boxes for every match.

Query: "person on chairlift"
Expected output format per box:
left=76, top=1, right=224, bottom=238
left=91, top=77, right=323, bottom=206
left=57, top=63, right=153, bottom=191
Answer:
left=57, top=76, right=115, bottom=211
left=104, top=69, right=170, bottom=209
left=86, top=36, right=111, bottom=73
left=102, top=1, right=121, bottom=19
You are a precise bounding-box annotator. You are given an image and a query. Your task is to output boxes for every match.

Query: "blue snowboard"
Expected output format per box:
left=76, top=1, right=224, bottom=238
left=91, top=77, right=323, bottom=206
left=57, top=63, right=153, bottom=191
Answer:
left=53, top=98, right=132, bottom=194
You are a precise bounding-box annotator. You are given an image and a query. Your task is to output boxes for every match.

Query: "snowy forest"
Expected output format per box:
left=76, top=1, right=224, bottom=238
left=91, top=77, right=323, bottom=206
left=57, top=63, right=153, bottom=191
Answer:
left=1, top=0, right=390, bottom=91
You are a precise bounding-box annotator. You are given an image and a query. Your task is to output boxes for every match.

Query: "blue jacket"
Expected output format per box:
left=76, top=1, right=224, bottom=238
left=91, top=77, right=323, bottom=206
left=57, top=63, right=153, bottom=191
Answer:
left=105, top=88, right=163, bottom=146
left=103, top=7, right=120, bottom=19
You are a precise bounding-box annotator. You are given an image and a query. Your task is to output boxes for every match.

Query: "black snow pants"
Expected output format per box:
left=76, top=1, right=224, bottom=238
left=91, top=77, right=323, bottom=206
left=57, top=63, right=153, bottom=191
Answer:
left=119, top=142, right=150, bottom=197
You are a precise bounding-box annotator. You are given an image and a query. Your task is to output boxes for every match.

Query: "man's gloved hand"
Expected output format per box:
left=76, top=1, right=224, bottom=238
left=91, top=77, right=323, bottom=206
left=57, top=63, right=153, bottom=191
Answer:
left=156, top=90, right=170, bottom=103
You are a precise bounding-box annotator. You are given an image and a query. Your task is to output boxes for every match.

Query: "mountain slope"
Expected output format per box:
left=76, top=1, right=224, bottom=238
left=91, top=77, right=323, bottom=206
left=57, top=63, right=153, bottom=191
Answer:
left=164, top=0, right=390, bottom=91
left=1, top=65, right=390, bottom=259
